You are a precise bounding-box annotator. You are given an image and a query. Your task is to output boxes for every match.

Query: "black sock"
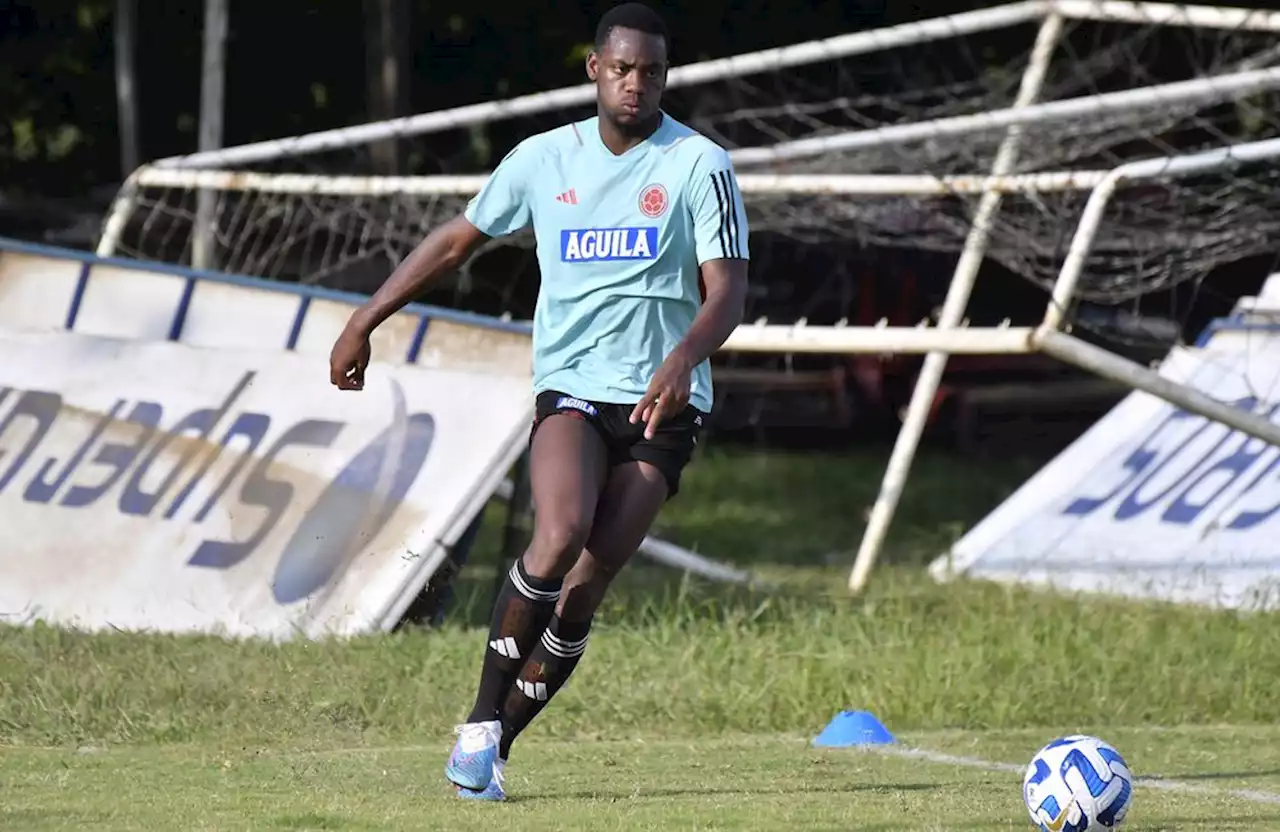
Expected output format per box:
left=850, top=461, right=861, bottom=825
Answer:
left=466, top=559, right=562, bottom=724
left=498, top=615, right=591, bottom=758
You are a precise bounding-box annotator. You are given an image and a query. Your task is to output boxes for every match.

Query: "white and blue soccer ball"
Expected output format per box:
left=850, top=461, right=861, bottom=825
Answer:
left=1022, top=734, right=1133, bottom=831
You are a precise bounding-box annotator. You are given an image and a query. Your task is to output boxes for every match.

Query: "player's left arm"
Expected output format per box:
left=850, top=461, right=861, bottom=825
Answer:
left=632, top=149, right=750, bottom=438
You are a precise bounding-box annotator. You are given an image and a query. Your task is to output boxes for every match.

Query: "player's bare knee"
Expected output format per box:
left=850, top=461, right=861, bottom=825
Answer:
left=566, top=551, right=613, bottom=586
left=525, top=519, right=591, bottom=576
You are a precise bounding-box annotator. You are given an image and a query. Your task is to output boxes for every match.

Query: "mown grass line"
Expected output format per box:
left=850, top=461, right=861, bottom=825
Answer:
left=1, top=445, right=1277, bottom=750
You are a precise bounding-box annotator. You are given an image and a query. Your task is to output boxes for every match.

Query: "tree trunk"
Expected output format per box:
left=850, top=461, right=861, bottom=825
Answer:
left=364, top=0, right=410, bottom=175
left=193, top=0, right=228, bottom=270
left=113, top=0, right=139, bottom=178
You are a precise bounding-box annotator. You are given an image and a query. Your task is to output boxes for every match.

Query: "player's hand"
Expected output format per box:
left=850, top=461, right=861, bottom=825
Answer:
left=630, top=352, right=693, bottom=440
left=329, top=324, right=372, bottom=390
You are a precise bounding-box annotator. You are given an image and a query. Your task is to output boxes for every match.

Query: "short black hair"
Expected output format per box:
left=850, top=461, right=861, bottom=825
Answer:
left=594, top=3, right=670, bottom=54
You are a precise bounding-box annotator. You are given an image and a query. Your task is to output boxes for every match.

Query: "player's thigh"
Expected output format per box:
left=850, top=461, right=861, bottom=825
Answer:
left=559, top=460, right=669, bottom=617
left=526, top=408, right=610, bottom=567
left=626, top=405, right=703, bottom=500
left=589, top=460, right=670, bottom=566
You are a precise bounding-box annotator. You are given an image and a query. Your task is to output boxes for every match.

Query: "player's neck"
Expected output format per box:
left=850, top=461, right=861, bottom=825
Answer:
left=596, top=111, right=663, bottom=156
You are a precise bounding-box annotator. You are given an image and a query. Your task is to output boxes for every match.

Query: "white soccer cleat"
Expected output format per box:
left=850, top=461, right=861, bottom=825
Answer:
left=444, top=720, right=502, bottom=791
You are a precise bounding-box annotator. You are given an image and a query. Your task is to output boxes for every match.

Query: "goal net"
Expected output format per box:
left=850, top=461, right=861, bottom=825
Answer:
left=93, top=1, right=1280, bottom=595
left=99, top=1, right=1280, bottom=332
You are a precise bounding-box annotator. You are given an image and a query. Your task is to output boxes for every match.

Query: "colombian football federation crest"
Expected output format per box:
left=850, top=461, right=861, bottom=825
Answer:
left=638, top=183, right=668, bottom=218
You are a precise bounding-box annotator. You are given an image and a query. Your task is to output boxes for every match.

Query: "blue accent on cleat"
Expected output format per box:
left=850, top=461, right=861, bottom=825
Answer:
left=455, top=757, right=507, bottom=802
left=455, top=778, right=506, bottom=802
left=444, top=721, right=502, bottom=791
left=446, top=746, right=496, bottom=790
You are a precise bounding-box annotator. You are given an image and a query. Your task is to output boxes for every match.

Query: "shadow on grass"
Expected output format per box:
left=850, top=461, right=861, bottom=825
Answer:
left=1142, top=769, right=1280, bottom=782
left=1117, top=820, right=1280, bottom=832
left=511, top=780, right=944, bottom=804
left=930, top=820, right=1280, bottom=832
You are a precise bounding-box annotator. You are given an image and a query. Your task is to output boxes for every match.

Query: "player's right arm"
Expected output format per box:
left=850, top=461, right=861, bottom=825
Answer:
left=330, top=143, right=535, bottom=390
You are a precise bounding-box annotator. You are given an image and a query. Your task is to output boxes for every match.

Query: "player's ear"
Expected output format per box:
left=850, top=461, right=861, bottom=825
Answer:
left=585, top=50, right=599, bottom=81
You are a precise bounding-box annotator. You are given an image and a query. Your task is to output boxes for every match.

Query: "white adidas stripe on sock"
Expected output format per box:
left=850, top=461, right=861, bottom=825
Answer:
left=508, top=562, right=560, bottom=602
left=516, top=679, right=549, bottom=701
left=487, top=636, right=520, bottom=660
left=541, top=629, right=588, bottom=659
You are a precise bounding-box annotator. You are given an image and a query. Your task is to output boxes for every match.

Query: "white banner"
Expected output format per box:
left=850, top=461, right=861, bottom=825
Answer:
left=936, top=328, right=1280, bottom=611
left=0, top=329, right=533, bottom=639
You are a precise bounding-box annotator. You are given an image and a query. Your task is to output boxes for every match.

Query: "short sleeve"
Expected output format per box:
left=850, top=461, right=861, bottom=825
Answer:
left=464, top=142, right=535, bottom=238
left=687, top=147, right=750, bottom=264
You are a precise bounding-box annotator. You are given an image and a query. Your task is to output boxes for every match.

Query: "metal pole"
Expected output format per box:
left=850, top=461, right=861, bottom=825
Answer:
left=192, top=0, right=228, bottom=269
left=1041, top=136, right=1280, bottom=332
left=128, top=166, right=1109, bottom=197
left=1035, top=328, right=1280, bottom=446
left=847, top=12, right=1066, bottom=594
left=731, top=66, right=1280, bottom=166
left=95, top=170, right=141, bottom=256
left=1052, top=0, right=1280, bottom=32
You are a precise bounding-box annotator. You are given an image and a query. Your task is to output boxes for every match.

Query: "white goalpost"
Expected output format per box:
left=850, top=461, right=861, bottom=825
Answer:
left=94, top=0, right=1280, bottom=593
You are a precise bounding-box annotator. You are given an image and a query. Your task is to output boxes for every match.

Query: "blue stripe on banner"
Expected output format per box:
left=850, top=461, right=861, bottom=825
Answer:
left=406, top=314, right=430, bottom=363
left=286, top=295, right=311, bottom=350
left=168, top=277, right=196, bottom=341
left=64, top=261, right=92, bottom=330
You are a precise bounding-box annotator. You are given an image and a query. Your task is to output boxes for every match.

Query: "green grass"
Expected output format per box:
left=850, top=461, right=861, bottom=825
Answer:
left=5, top=731, right=1280, bottom=830
left=2, top=443, right=1279, bottom=829
left=4, top=570, right=1279, bottom=748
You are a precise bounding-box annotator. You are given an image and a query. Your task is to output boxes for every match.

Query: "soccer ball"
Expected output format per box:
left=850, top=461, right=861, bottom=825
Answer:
left=1022, top=734, right=1133, bottom=831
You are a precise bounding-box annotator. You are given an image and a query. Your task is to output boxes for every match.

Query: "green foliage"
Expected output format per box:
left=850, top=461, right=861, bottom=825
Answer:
left=2, top=0, right=911, bottom=196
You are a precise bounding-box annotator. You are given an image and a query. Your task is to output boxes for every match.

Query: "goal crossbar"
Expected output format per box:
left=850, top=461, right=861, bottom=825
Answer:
left=124, top=167, right=1111, bottom=197
left=1056, top=0, right=1280, bottom=29
left=724, top=324, right=1035, bottom=354
left=121, top=62, right=1280, bottom=197
left=730, top=66, right=1280, bottom=165
left=147, top=0, right=1280, bottom=171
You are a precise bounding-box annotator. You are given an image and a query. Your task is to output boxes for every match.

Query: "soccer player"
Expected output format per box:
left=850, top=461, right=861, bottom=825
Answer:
left=328, top=2, right=749, bottom=801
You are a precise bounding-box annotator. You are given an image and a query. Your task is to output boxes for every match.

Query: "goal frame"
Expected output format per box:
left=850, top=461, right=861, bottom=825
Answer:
left=91, top=0, right=1280, bottom=595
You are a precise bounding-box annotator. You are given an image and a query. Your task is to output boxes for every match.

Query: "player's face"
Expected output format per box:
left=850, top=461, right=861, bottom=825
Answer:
left=587, top=28, right=667, bottom=128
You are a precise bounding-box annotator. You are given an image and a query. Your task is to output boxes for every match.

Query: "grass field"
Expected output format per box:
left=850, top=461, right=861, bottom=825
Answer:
left=7, top=728, right=1280, bottom=830
left=3, top=443, right=1279, bottom=830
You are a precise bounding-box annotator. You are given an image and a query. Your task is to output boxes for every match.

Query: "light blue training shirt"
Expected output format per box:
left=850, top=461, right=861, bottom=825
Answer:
left=463, top=112, right=750, bottom=414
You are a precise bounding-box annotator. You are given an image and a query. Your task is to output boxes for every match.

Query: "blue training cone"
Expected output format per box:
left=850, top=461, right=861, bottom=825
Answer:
left=812, top=710, right=895, bottom=747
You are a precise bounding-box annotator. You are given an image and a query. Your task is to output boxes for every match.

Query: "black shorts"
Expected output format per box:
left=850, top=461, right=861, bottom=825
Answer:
left=532, top=390, right=705, bottom=498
